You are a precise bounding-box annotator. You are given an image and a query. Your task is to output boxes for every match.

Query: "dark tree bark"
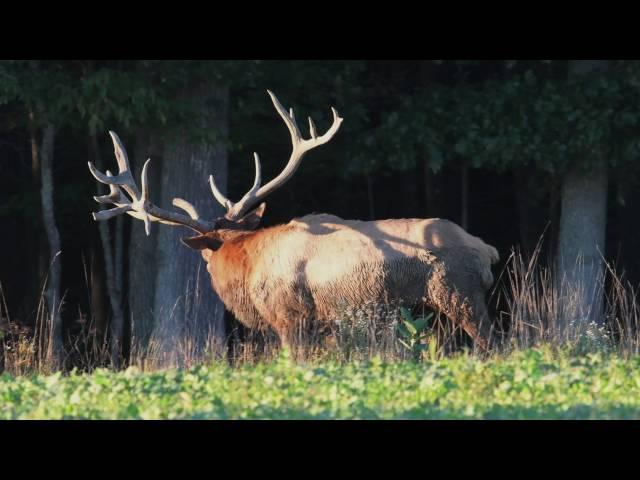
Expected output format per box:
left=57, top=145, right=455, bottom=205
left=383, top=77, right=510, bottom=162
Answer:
left=128, top=129, right=161, bottom=352
left=37, top=124, right=63, bottom=365
left=89, top=134, right=126, bottom=368
left=557, top=165, right=608, bottom=326
left=556, top=60, right=610, bottom=329
left=22, top=199, right=46, bottom=324
left=152, top=84, right=229, bottom=366
left=23, top=115, right=50, bottom=326
left=89, top=247, right=107, bottom=341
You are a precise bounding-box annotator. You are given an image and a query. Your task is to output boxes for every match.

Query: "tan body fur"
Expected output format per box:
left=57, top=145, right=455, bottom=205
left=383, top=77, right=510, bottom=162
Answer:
left=200, top=214, right=499, bottom=350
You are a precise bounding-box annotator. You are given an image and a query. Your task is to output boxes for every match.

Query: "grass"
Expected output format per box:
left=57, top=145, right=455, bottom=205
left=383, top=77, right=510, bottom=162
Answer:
left=2, top=346, right=640, bottom=419
left=3, top=241, right=640, bottom=419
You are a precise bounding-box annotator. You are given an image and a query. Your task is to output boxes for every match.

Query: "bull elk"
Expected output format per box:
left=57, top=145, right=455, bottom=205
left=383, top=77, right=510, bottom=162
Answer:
left=88, top=90, right=499, bottom=351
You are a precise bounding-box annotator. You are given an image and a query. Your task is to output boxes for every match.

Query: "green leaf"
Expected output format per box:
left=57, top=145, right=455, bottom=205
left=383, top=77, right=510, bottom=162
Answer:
left=403, top=321, right=417, bottom=336
left=396, top=324, right=410, bottom=339
left=413, top=317, right=428, bottom=333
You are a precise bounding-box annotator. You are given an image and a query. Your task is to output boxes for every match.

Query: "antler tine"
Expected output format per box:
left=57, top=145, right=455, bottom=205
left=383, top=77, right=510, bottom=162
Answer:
left=139, top=159, right=152, bottom=235
left=249, top=152, right=262, bottom=195
left=109, top=131, right=131, bottom=175
left=92, top=205, right=133, bottom=221
left=311, top=107, right=343, bottom=146
left=209, top=151, right=262, bottom=212
left=140, top=158, right=150, bottom=203
left=88, top=162, right=134, bottom=193
left=235, top=152, right=263, bottom=206
left=173, top=198, right=200, bottom=220
left=88, top=133, right=141, bottom=204
left=91, top=169, right=133, bottom=216
left=209, top=175, right=232, bottom=210
left=89, top=131, right=217, bottom=236
left=308, top=117, right=317, bottom=139
left=267, top=89, right=302, bottom=144
left=219, top=91, right=343, bottom=221
left=93, top=175, right=129, bottom=205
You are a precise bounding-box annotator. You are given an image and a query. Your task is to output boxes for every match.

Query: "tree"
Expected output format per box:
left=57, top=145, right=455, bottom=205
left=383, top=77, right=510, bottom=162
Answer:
left=0, top=61, right=77, bottom=365
left=37, top=123, right=63, bottom=365
left=128, top=128, right=162, bottom=351
left=78, top=61, right=158, bottom=367
left=77, top=61, right=234, bottom=365
left=151, top=83, right=229, bottom=365
left=556, top=61, right=610, bottom=329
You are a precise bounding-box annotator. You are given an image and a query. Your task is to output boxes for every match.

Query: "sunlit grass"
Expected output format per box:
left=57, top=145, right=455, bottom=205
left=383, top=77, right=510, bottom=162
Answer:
left=2, top=346, right=640, bottom=419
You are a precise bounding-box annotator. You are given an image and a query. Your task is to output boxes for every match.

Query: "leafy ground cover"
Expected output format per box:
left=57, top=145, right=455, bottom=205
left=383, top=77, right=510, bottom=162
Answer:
left=2, top=348, right=640, bottom=419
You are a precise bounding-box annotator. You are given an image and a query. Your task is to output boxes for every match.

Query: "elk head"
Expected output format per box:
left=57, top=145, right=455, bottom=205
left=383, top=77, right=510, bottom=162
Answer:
left=88, top=90, right=343, bottom=253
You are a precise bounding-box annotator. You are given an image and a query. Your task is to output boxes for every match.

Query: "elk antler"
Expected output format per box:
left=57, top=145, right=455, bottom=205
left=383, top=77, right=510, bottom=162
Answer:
left=88, top=131, right=216, bottom=235
left=210, top=90, right=343, bottom=220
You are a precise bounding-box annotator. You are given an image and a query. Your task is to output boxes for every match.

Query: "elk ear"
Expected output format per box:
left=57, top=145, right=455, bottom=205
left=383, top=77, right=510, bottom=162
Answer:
left=181, top=233, right=223, bottom=251
left=237, top=203, right=266, bottom=231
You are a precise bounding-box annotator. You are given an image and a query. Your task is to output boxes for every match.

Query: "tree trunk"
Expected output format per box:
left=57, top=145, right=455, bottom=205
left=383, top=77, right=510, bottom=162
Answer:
left=25, top=118, right=49, bottom=326
left=556, top=60, right=610, bottom=331
left=153, top=84, right=229, bottom=366
left=128, top=129, right=161, bottom=354
left=38, top=124, right=63, bottom=366
left=112, top=215, right=124, bottom=365
left=557, top=165, right=608, bottom=327
left=24, top=136, right=42, bottom=323
left=89, top=247, right=107, bottom=343
left=89, top=134, right=126, bottom=368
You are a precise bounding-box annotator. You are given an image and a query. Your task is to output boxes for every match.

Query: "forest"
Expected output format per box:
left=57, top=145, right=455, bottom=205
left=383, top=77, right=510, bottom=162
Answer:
left=1, top=60, right=640, bottom=376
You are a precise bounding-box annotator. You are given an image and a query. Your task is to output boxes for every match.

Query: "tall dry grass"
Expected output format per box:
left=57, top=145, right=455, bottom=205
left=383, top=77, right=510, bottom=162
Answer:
left=4, top=237, right=640, bottom=375
left=0, top=285, right=108, bottom=376
left=493, top=237, right=640, bottom=357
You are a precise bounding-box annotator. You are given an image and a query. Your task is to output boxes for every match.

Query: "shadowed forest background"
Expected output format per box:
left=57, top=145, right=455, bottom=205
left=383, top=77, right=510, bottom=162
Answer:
left=1, top=60, right=640, bottom=370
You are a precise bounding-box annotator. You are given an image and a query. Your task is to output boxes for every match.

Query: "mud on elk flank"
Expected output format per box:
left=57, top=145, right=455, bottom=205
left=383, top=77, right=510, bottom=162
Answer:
left=88, top=90, right=499, bottom=351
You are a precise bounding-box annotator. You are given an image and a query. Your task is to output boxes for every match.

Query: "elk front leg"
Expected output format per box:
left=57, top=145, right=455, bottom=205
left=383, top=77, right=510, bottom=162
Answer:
left=455, top=293, right=494, bottom=352
left=427, top=285, right=494, bottom=353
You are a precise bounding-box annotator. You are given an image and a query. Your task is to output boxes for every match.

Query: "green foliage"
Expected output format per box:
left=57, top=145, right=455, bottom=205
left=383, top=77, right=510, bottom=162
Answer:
left=3, top=348, right=640, bottom=419
left=396, top=308, right=435, bottom=361
left=5, top=59, right=637, bottom=188
left=355, top=60, right=640, bottom=178
left=0, top=60, right=76, bottom=126
left=0, top=60, right=239, bottom=139
left=3, top=60, right=640, bottom=182
left=0, top=60, right=250, bottom=221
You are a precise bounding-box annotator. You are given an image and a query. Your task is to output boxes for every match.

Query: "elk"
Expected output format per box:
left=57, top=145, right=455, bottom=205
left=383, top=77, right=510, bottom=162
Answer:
left=88, top=90, right=500, bottom=351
